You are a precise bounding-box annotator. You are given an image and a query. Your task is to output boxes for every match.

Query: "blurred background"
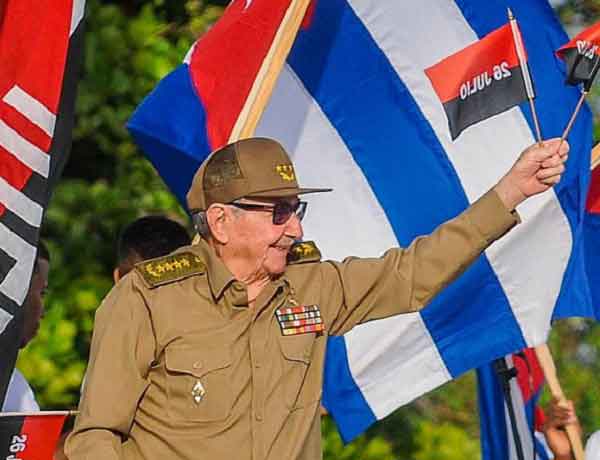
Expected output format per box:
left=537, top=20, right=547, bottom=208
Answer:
left=26, top=1, right=600, bottom=458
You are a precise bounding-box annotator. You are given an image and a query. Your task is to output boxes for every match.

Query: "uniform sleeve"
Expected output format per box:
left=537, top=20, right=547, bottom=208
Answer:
left=321, top=189, right=519, bottom=335
left=65, top=274, right=156, bottom=460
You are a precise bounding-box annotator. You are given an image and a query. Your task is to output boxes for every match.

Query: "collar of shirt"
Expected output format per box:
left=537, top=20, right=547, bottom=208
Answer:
left=191, top=240, right=235, bottom=301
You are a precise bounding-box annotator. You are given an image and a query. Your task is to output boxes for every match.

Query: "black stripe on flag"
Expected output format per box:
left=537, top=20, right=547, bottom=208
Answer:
left=21, top=171, right=47, bottom=208
left=561, top=47, right=600, bottom=88
left=443, top=67, right=527, bottom=140
left=48, top=17, right=85, bottom=190
left=0, top=415, right=25, bottom=454
left=0, top=248, right=17, bottom=288
left=0, top=210, right=40, bottom=247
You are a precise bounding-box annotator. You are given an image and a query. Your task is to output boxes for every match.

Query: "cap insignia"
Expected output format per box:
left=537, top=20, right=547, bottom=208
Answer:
left=135, top=252, right=205, bottom=288
left=287, top=241, right=321, bottom=264
left=276, top=164, right=295, bottom=181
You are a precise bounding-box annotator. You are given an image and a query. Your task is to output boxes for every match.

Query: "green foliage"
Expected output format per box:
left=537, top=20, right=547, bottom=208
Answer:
left=13, top=1, right=600, bottom=459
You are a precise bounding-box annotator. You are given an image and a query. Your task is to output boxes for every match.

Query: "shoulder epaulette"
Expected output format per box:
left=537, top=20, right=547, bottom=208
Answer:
left=287, top=241, right=321, bottom=265
left=135, top=252, right=205, bottom=288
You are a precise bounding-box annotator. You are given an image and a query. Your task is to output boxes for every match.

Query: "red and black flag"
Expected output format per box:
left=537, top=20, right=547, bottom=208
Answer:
left=425, top=23, right=529, bottom=140
left=0, top=0, right=85, bottom=403
left=557, top=22, right=600, bottom=90
left=0, top=412, right=68, bottom=460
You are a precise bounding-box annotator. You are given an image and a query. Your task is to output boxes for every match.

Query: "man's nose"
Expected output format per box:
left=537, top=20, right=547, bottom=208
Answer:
left=285, top=213, right=303, bottom=240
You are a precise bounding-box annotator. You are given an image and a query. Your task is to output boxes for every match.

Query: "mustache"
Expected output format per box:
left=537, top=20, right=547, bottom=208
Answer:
left=272, top=237, right=298, bottom=249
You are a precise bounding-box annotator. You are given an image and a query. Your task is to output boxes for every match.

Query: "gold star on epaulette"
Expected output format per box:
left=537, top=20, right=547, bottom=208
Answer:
left=135, top=252, right=206, bottom=288
left=287, top=241, right=321, bottom=265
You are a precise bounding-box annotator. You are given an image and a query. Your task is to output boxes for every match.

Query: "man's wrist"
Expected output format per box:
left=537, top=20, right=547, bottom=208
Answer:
left=493, top=176, right=526, bottom=212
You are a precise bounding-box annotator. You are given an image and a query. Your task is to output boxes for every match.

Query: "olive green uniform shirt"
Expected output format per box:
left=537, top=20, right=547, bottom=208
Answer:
left=66, top=190, right=518, bottom=460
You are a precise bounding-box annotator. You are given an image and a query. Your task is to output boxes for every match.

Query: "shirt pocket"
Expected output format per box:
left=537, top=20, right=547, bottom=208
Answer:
left=164, top=346, right=232, bottom=422
left=278, top=333, right=317, bottom=410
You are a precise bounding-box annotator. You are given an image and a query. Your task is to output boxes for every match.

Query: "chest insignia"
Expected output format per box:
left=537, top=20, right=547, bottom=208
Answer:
left=192, top=380, right=206, bottom=404
left=275, top=304, right=325, bottom=336
left=135, top=252, right=205, bottom=288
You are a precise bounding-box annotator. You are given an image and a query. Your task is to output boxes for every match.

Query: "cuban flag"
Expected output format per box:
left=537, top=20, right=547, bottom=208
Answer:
left=128, top=0, right=595, bottom=443
left=477, top=350, right=552, bottom=460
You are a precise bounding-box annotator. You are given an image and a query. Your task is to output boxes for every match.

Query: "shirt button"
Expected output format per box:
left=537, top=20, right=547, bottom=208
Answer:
left=254, top=361, right=261, bottom=369
left=255, top=413, right=263, bottom=422
left=192, top=361, right=203, bottom=369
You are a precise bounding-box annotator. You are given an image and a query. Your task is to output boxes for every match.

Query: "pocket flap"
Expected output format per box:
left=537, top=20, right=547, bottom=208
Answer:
left=278, top=334, right=314, bottom=364
left=165, top=346, right=231, bottom=377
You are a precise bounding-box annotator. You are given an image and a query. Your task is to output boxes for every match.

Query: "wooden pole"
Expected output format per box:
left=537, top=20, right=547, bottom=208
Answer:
left=592, top=142, right=600, bottom=170
left=534, top=344, right=585, bottom=460
left=228, top=0, right=312, bottom=143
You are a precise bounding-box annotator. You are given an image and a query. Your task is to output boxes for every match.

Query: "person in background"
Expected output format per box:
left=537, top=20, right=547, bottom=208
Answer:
left=114, top=215, right=191, bottom=282
left=1, top=241, right=50, bottom=412
left=542, top=398, right=599, bottom=460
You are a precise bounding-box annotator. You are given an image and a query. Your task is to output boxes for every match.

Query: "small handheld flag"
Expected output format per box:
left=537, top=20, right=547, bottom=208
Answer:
left=0, top=411, right=70, bottom=460
left=425, top=22, right=529, bottom=140
left=556, top=22, right=600, bottom=144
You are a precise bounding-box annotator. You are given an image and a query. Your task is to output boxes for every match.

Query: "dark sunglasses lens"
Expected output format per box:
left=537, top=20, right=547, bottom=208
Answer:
left=272, top=202, right=306, bottom=225
left=273, top=202, right=294, bottom=225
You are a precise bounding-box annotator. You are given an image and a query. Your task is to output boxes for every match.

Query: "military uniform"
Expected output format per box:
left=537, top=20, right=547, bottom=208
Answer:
left=66, top=191, right=517, bottom=460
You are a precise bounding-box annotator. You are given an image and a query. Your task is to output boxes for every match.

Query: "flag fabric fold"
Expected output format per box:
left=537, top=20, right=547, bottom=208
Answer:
left=0, top=0, right=85, bottom=402
left=128, top=0, right=594, bottom=443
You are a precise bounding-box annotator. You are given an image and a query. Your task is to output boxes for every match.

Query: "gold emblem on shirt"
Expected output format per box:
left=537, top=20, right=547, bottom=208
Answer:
left=135, top=252, right=205, bottom=288
left=192, top=380, right=206, bottom=404
left=287, top=241, right=321, bottom=264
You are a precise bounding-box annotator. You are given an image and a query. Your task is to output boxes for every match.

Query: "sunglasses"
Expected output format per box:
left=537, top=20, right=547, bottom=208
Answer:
left=230, top=200, right=307, bottom=225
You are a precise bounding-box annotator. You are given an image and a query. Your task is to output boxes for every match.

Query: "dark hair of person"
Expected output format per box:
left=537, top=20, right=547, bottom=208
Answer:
left=117, top=216, right=191, bottom=264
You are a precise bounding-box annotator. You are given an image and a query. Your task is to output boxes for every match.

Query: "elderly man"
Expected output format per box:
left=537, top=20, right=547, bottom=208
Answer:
left=66, top=137, right=568, bottom=460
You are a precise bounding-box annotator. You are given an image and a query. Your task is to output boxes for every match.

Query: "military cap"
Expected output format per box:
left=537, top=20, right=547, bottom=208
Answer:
left=186, top=137, right=332, bottom=212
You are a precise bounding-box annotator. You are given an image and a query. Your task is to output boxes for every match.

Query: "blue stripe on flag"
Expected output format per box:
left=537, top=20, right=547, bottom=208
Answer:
left=477, top=363, right=510, bottom=460
left=454, top=0, right=594, bottom=319
left=290, top=0, right=525, bottom=380
left=127, top=64, right=211, bottom=207
left=322, top=336, right=376, bottom=443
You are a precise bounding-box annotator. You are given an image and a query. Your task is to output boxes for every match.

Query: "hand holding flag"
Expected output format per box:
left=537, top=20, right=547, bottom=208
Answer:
left=494, top=138, right=568, bottom=211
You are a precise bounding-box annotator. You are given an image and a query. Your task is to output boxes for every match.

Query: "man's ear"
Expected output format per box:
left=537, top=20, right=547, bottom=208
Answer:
left=113, top=267, right=121, bottom=284
left=206, top=204, right=230, bottom=244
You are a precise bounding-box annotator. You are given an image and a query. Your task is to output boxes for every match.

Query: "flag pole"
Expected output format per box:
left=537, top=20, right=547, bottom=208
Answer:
left=592, top=142, right=600, bottom=169
left=228, top=0, right=312, bottom=143
left=534, top=344, right=585, bottom=460
left=508, top=8, right=543, bottom=144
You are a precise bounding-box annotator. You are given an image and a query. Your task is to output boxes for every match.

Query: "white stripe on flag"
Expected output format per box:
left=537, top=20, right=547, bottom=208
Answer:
left=3, top=85, right=56, bottom=138
left=0, top=120, right=50, bottom=178
left=344, top=312, right=451, bottom=419
left=0, top=223, right=37, bottom=305
left=0, top=308, right=14, bottom=336
left=0, top=177, right=43, bottom=227
left=70, top=0, right=86, bottom=36
left=256, top=64, right=399, bottom=260
left=349, top=0, right=569, bottom=344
